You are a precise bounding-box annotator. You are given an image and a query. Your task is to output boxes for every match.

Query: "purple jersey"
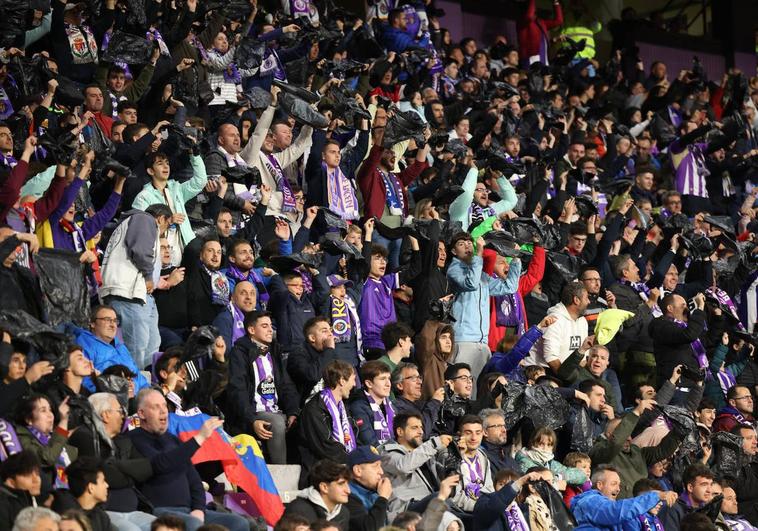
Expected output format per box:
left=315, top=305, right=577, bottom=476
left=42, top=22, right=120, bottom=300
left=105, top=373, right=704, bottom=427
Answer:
left=359, top=273, right=399, bottom=349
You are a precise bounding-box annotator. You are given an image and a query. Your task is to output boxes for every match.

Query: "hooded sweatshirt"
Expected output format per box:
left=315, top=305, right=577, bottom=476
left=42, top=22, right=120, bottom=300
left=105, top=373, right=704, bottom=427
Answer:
left=524, top=302, right=588, bottom=367
left=283, top=486, right=350, bottom=530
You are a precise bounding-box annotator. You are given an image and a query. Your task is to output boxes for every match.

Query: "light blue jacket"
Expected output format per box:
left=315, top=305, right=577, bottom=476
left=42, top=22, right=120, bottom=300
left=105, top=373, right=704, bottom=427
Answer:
left=447, top=255, right=521, bottom=343
left=448, top=167, right=517, bottom=232
left=571, top=489, right=660, bottom=531
left=72, top=328, right=150, bottom=393
left=132, top=155, right=208, bottom=245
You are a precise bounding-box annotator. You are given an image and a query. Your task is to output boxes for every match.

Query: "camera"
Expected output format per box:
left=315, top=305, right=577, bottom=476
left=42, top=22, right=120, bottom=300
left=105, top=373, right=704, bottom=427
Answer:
left=680, top=365, right=706, bottom=383
left=435, top=385, right=469, bottom=436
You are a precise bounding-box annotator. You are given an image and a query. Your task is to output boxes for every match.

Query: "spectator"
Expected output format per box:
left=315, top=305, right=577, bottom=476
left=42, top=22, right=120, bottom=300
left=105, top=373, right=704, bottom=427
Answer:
left=345, top=446, right=392, bottom=531
left=283, top=460, right=351, bottom=529
left=350, top=361, right=395, bottom=446
left=0, top=451, right=42, bottom=529
left=479, top=409, right=519, bottom=474
left=391, top=362, right=442, bottom=441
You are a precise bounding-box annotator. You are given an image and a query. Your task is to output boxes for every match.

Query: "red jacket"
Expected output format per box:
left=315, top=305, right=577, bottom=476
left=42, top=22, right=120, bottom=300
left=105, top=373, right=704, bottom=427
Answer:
left=357, top=144, right=427, bottom=220
left=484, top=246, right=546, bottom=352
left=516, top=0, right=563, bottom=60
left=0, top=161, right=29, bottom=224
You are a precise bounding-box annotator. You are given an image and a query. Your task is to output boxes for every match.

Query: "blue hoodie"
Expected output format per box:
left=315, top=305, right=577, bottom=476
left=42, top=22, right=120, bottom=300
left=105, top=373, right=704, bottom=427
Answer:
left=447, top=255, right=521, bottom=343
left=73, top=328, right=150, bottom=393
left=571, top=489, right=660, bottom=531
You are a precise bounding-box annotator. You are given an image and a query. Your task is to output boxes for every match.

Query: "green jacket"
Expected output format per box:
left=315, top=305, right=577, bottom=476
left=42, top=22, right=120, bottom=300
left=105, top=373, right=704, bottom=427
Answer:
left=132, top=155, right=208, bottom=245
left=589, top=411, right=682, bottom=499
left=95, top=61, right=156, bottom=117
left=515, top=449, right=588, bottom=485
left=704, top=343, right=750, bottom=410
left=557, top=349, right=618, bottom=413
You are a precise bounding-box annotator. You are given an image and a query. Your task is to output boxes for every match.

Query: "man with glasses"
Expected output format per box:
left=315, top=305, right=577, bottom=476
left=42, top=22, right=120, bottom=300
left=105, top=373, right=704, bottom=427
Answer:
left=70, top=392, right=156, bottom=531
left=580, top=266, right=615, bottom=332
left=662, top=191, right=683, bottom=216
left=391, top=362, right=444, bottom=440
left=435, top=363, right=475, bottom=435
left=479, top=409, right=518, bottom=473
left=713, top=386, right=756, bottom=433
left=72, top=305, right=150, bottom=394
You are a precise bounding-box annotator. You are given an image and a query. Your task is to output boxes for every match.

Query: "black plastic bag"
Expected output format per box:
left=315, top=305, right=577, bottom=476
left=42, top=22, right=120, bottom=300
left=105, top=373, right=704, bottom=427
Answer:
left=54, top=75, right=85, bottom=107
left=428, top=297, right=456, bottom=323
left=695, top=494, right=723, bottom=522
left=273, top=79, right=320, bottom=104
left=269, top=252, right=323, bottom=273
left=9, top=55, right=54, bottom=102
left=319, top=232, right=361, bottom=259
left=0, top=310, right=71, bottom=369
left=500, top=381, right=527, bottom=430
left=94, top=374, right=130, bottom=409
left=546, top=252, right=582, bottom=283
left=279, top=93, right=329, bottom=129
left=235, top=38, right=265, bottom=71
left=102, top=31, right=153, bottom=65
left=711, top=431, right=748, bottom=479
left=571, top=405, right=595, bottom=453
left=659, top=405, right=699, bottom=455
left=439, top=220, right=464, bottom=246
left=242, top=87, right=272, bottom=109
left=431, top=185, right=464, bottom=208
left=319, top=207, right=348, bottom=230
left=124, top=0, right=147, bottom=29
left=205, top=0, right=252, bottom=21
left=532, top=480, right=577, bottom=529
left=524, top=384, right=570, bottom=430
left=35, top=248, right=90, bottom=327
left=38, top=130, right=77, bottom=164
left=483, top=231, right=522, bottom=258
left=505, top=217, right=541, bottom=243
left=182, top=325, right=219, bottom=365
left=222, top=165, right=261, bottom=187
left=383, top=110, right=427, bottom=147
left=0, top=0, right=29, bottom=48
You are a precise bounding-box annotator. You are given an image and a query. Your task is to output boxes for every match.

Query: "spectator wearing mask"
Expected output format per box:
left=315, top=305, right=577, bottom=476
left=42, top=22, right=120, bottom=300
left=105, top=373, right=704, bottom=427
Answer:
left=127, top=389, right=246, bottom=531
left=99, top=204, right=172, bottom=370
left=516, top=427, right=588, bottom=490
left=227, top=311, right=298, bottom=464
left=391, top=363, right=442, bottom=441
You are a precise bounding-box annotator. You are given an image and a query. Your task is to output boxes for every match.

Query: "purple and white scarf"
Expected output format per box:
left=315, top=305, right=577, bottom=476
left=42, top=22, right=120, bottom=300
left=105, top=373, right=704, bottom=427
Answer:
left=468, top=203, right=496, bottom=226
left=494, top=293, right=525, bottom=334
left=230, top=302, right=246, bottom=344
left=27, top=425, right=72, bottom=489
left=259, top=49, right=287, bottom=81
left=262, top=153, right=297, bottom=212
left=321, top=388, right=356, bottom=451
left=190, top=35, right=211, bottom=62
left=639, top=515, right=665, bottom=531
left=324, top=162, right=359, bottom=220
left=202, top=263, right=231, bottom=305
left=227, top=265, right=269, bottom=308
left=717, top=367, right=737, bottom=398
left=0, top=153, right=17, bottom=169
left=289, top=0, right=311, bottom=17
left=379, top=170, right=405, bottom=216
left=253, top=351, right=279, bottom=412
left=620, top=279, right=662, bottom=317
left=505, top=503, right=529, bottom=531
left=0, top=87, right=15, bottom=120
left=706, top=287, right=747, bottom=331
left=147, top=28, right=170, bottom=56
left=0, top=419, right=22, bottom=461
left=672, top=318, right=709, bottom=374
left=462, top=453, right=484, bottom=499
left=365, top=392, right=394, bottom=444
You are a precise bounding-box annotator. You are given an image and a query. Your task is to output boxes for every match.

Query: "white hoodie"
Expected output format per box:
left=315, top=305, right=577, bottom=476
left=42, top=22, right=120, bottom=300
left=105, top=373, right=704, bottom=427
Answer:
left=524, top=303, right=588, bottom=367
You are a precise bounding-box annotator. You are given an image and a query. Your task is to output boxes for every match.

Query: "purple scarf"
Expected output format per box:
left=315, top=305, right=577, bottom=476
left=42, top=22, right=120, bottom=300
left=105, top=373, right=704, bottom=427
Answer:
left=379, top=170, right=405, bottom=216
left=706, top=287, right=746, bottom=331
left=289, top=0, right=311, bottom=17
left=253, top=351, right=278, bottom=412
left=27, top=425, right=71, bottom=489
left=0, top=153, right=17, bottom=169
left=639, top=514, right=665, bottom=531
left=227, top=265, right=269, bottom=308
left=717, top=368, right=737, bottom=398
left=463, top=453, right=484, bottom=499
left=331, top=295, right=353, bottom=343
left=365, top=392, right=394, bottom=444
left=212, top=48, right=241, bottom=83
left=259, top=48, right=287, bottom=81
left=672, top=318, right=709, bottom=375
left=494, top=292, right=525, bottom=334
left=190, top=35, right=211, bottom=62
left=230, top=302, right=246, bottom=344
left=620, top=279, right=662, bottom=317
left=324, top=162, right=359, bottom=220
left=264, top=154, right=297, bottom=212
left=0, top=419, right=22, bottom=461
left=147, top=28, right=170, bottom=56
left=320, top=388, right=356, bottom=451
left=505, top=503, right=529, bottom=531
left=720, top=405, right=749, bottom=425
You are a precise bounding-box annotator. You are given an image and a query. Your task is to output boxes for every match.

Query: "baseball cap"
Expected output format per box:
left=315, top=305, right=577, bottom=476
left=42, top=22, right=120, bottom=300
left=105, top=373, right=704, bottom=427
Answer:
left=327, top=274, right=354, bottom=289
left=347, top=446, right=382, bottom=467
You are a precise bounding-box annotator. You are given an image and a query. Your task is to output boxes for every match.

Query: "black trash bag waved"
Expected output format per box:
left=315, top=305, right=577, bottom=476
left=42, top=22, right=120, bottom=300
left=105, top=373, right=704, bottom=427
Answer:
left=269, top=252, right=323, bottom=273
left=439, top=220, right=464, bottom=246
left=35, top=248, right=90, bottom=327
left=38, top=129, right=78, bottom=164
left=319, top=207, right=348, bottom=230
left=0, top=311, right=71, bottom=369
left=234, top=37, right=265, bottom=71
left=547, top=252, right=582, bottom=283
left=102, top=158, right=135, bottom=179
left=431, top=185, right=464, bottom=208
left=532, top=480, right=577, bottom=529
left=500, top=381, right=527, bottom=430
left=571, top=405, right=595, bottom=453
left=101, top=31, right=153, bottom=65
left=124, top=0, right=147, bottom=29
left=659, top=405, right=699, bottom=455
left=54, top=75, right=86, bottom=107
left=696, top=494, right=724, bottom=523
left=273, top=79, right=320, bottom=104
left=483, top=231, right=522, bottom=258
left=9, top=55, right=55, bottom=102
left=711, top=431, right=749, bottom=479
left=319, top=232, right=361, bottom=259
left=205, top=0, right=252, bottom=21
left=505, top=217, right=541, bottom=243
left=242, top=87, right=272, bottom=109
left=0, top=0, right=29, bottom=48
left=182, top=325, right=218, bottom=366
left=501, top=382, right=569, bottom=430
left=222, top=165, right=261, bottom=187
left=279, top=93, right=329, bottom=129
left=428, top=297, right=455, bottom=323
left=383, top=110, right=427, bottom=148
left=94, top=374, right=130, bottom=409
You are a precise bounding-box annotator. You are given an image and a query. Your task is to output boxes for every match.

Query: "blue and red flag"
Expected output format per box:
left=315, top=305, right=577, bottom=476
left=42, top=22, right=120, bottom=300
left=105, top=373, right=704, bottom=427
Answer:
left=168, top=409, right=285, bottom=525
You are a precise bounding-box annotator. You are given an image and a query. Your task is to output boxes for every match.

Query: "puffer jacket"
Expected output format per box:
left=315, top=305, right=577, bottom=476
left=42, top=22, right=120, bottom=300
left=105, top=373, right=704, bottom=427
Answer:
left=73, top=328, right=150, bottom=393
left=571, top=489, right=659, bottom=531
left=447, top=256, right=521, bottom=343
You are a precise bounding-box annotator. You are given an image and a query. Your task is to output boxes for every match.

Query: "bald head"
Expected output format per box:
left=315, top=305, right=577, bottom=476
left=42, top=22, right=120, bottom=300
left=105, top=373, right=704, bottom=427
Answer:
left=217, top=123, right=241, bottom=154
left=232, top=281, right=257, bottom=312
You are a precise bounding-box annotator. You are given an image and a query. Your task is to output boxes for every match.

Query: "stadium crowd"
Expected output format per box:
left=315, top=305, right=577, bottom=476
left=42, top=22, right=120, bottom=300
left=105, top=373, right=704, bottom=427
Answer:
left=1, top=0, right=758, bottom=529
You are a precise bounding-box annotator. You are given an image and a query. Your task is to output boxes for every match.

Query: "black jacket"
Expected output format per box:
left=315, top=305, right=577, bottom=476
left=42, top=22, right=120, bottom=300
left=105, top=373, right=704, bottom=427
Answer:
left=0, top=486, right=35, bottom=530
left=227, top=336, right=299, bottom=431
left=287, top=342, right=340, bottom=403
left=735, top=461, right=758, bottom=524
left=268, top=275, right=316, bottom=353
left=154, top=266, right=189, bottom=330
left=298, top=394, right=355, bottom=470
left=346, top=487, right=389, bottom=531
left=284, top=495, right=351, bottom=530
left=481, top=441, right=520, bottom=474
left=68, top=426, right=153, bottom=512
left=608, top=282, right=655, bottom=354
left=186, top=262, right=227, bottom=327
left=52, top=492, right=113, bottom=531
left=393, top=396, right=441, bottom=441
left=649, top=309, right=707, bottom=386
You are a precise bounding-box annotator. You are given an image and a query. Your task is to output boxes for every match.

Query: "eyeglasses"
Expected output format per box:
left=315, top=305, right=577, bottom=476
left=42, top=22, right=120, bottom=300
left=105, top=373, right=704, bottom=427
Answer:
left=451, top=375, right=474, bottom=382
left=403, top=375, right=423, bottom=382
left=734, top=395, right=754, bottom=401
left=105, top=407, right=126, bottom=417
left=486, top=424, right=506, bottom=430
left=95, top=317, right=120, bottom=325
left=582, top=277, right=601, bottom=282
left=474, top=188, right=489, bottom=193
